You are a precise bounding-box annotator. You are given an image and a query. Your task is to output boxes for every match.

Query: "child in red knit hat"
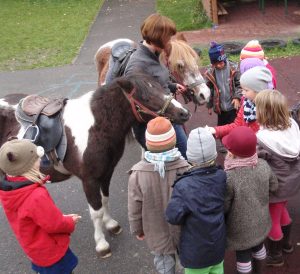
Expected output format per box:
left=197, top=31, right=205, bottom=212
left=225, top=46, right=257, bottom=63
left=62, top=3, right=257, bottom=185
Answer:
left=223, top=126, right=278, bottom=274
left=128, top=117, right=190, bottom=274
left=0, top=139, right=81, bottom=274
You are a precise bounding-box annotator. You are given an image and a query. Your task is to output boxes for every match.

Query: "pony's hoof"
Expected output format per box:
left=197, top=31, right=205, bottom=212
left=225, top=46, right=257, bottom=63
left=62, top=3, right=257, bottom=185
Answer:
left=108, top=225, right=122, bottom=235
left=97, top=248, right=112, bottom=259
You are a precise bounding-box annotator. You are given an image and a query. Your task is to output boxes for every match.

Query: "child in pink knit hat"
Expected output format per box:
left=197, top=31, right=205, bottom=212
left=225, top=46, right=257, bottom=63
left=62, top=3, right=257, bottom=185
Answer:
left=240, top=40, right=277, bottom=88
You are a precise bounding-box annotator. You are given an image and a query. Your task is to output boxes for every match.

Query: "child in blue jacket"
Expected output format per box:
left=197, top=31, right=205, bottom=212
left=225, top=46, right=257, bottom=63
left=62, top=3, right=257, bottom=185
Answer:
left=166, top=127, right=227, bottom=274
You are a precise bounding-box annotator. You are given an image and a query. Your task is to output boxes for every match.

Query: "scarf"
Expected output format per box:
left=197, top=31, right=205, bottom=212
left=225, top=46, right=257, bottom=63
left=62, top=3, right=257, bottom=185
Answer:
left=224, top=153, right=258, bottom=171
left=243, top=98, right=256, bottom=123
left=144, top=148, right=183, bottom=178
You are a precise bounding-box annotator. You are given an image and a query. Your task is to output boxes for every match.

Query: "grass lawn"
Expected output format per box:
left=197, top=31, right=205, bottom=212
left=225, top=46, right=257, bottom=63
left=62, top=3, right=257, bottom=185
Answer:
left=0, top=0, right=104, bottom=71
left=156, top=0, right=211, bottom=31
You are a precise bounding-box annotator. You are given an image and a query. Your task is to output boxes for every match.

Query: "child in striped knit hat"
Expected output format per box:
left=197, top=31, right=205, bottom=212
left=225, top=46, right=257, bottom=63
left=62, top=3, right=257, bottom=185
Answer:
left=240, top=40, right=277, bottom=88
left=128, top=117, right=190, bottom=274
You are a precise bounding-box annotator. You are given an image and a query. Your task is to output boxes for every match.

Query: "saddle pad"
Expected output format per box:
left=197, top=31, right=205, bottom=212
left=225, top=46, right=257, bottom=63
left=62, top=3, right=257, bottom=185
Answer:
left=22, top=95, right=66, bottom=116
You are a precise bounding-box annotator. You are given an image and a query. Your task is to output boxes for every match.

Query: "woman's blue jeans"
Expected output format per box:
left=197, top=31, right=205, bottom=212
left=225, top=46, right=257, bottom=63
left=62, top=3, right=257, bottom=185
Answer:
left=132, top=123, right=187, bottom=159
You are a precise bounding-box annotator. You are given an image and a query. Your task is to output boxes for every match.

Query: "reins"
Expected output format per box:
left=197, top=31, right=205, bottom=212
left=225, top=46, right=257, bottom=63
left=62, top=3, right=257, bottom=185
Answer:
left=122, top=87, right=174, bottom=123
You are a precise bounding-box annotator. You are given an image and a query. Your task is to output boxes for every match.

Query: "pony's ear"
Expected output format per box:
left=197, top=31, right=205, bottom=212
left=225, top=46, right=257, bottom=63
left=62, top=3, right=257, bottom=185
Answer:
left=175, top=33, right=187, bottom=42
left=115, top=78, right=134, bottom=93
left=176, top=60, right=185, bottom=72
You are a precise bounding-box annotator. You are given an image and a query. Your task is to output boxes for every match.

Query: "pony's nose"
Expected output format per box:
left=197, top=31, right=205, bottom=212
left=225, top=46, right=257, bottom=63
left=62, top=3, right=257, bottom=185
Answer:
left=180, top=108, right=191, bottom=121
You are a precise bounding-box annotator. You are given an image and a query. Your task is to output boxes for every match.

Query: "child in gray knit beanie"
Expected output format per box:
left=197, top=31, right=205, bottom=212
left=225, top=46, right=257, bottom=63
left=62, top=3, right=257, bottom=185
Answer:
left=205, top=65, right=273, bottom=139
left=186, top=127, right=217, bottom=167
left=240, top=66, right=273, bottom=92
left=166, top=127, right=226, bottom=273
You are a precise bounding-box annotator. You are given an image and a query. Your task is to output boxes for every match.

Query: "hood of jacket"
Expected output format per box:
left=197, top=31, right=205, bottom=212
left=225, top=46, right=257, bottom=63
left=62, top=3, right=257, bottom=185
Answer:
left=257, top=118, right=300, bottom=159
left=0, top=181, right=39, bottom=211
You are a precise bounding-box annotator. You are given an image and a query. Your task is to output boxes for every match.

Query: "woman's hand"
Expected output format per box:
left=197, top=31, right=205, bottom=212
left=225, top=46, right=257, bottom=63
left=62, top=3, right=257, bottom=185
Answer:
left=176, top=84, right=186, bottom=94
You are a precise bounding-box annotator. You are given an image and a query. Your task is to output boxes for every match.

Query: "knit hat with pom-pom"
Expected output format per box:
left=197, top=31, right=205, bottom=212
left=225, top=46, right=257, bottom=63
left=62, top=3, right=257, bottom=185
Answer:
left=208, top=42, right=227, bottom=64
left=240, top=40, right=264, bottom=60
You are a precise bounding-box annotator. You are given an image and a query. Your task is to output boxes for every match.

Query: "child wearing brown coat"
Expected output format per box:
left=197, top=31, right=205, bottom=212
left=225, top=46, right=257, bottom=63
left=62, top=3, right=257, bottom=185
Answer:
left=128, top=117, right=190, bottom=274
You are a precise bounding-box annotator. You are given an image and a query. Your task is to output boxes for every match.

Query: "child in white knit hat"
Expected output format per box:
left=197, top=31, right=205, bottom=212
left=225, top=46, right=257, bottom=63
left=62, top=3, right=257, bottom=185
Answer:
left=0, top=139, right=80, bottom=274
left=166, top=127, right=227, bottom=274
left=128, top=117, right=190, bottom=274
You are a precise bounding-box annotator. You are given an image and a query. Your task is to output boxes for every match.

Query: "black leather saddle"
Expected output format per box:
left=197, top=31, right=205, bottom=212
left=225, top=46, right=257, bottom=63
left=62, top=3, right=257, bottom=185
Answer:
left=110, top=41, right=136, bottom=78
left=15, top=95, right=68, bottom=168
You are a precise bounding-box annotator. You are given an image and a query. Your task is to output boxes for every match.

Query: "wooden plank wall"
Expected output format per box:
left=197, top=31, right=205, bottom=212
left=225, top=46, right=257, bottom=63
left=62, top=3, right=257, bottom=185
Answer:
left=202, top=0, right=218, bottom=24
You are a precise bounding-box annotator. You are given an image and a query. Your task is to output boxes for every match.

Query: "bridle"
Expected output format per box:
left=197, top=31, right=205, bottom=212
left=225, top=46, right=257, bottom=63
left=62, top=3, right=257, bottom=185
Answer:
left=122, top=87, right=174, bottom=123
left=166, top=57, right=206, bottom=104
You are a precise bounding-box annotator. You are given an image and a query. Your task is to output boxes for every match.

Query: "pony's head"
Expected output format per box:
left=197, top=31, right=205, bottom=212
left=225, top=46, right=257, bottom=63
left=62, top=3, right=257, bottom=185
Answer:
left=116, top=74, right=191, bottom=124
left=162, top=38, right=210, bottom=105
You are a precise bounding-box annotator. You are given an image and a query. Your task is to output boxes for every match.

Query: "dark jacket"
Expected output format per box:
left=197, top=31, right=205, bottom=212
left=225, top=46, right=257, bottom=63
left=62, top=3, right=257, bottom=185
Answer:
left=205, top=60, right=242, bottom=114
left=166, top=166, right=227, bottom=269
left=124, top=43, right=176, bottom=93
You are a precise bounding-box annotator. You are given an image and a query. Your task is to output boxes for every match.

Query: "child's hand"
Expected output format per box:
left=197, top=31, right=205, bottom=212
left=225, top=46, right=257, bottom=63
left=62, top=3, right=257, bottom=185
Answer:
left=205, top=125, right=216, bottom=135
left=208, top=108, right=212, bottom=115
left=232, top=98, right=240, bottom=110
left=64, top=214, right=82, bottom=224
left=136, top=233, right=145, bottom=241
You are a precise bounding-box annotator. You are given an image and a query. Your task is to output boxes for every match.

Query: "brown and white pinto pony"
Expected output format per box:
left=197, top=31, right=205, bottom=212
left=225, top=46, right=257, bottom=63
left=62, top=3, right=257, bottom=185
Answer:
left=0, top=74, right=190, bottom=258
left=94, top=35, right=211, bottom=105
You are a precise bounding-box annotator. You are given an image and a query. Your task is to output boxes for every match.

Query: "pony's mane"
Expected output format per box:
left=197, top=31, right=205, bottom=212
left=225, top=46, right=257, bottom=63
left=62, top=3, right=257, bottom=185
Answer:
left=164, top=40, right=200, bottom=74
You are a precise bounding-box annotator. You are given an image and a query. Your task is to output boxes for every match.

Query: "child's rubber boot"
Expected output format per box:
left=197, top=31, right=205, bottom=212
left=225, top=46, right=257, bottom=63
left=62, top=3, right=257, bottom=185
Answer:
left=266, top=238, right=284, bottom=267
left=282, top=223, right=294, bottom=253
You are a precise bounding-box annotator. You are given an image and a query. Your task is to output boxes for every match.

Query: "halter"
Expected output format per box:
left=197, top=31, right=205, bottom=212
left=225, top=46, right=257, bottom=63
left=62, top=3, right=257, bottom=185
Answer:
left=122, top=87, right=174, bottom=123
left=170, top=69, right=206, bottom=92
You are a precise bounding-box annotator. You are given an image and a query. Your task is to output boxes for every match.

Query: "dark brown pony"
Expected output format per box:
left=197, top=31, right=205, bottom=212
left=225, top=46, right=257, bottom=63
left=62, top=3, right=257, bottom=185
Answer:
left=0, top=74, right=190, bottom=258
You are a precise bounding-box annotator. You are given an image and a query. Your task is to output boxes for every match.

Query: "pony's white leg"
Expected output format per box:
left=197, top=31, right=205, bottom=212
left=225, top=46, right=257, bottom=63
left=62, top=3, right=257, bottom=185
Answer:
left=88, top=205, right=112, bottom=258
left=102, top=194, right=122, bottom=235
